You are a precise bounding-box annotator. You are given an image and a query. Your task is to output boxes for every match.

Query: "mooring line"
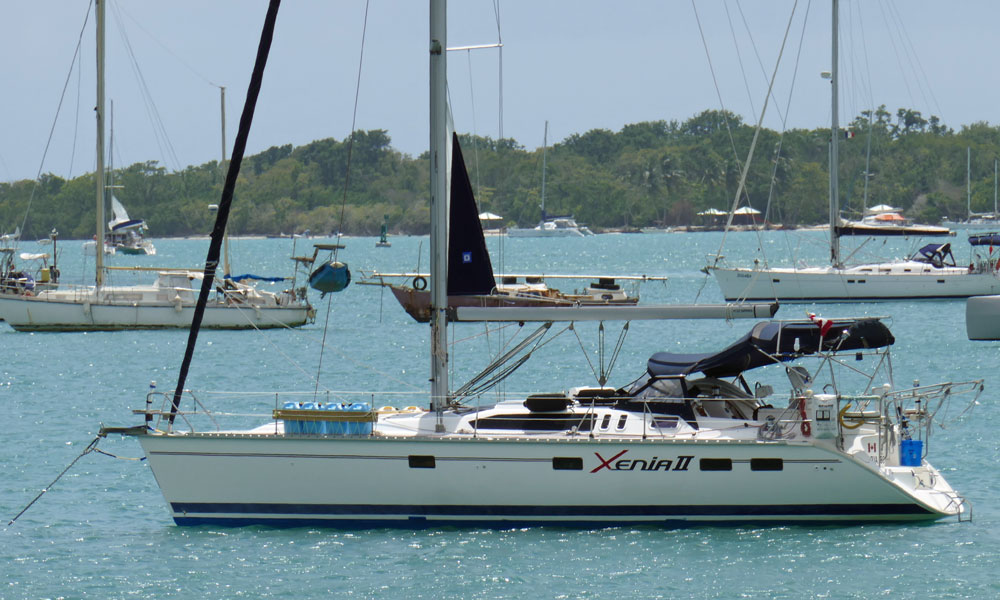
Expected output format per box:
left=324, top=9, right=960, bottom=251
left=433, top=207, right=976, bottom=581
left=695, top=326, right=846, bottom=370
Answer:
left=7, top=435, right=144, bottom=527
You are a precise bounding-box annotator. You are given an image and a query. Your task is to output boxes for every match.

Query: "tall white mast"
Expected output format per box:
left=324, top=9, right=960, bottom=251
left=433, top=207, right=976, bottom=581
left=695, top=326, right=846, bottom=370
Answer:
left=967, top=147, right=972, bottom=219
left=829, top=0, right=840, bottom=268
left=429, top=0, right=448, bottom=425
left=540, top=120, right=548, bottom=218
left=95, top=0, right=106, bottom=287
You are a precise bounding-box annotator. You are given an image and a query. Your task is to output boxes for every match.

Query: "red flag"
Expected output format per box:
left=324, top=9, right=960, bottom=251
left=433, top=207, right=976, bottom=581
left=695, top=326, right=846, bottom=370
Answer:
left=808, top=312, right=833, bottom=336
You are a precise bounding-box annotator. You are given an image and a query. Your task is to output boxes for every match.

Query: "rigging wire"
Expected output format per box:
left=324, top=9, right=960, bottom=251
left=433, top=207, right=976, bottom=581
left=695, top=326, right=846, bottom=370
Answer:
left=15, top=0, right=93, bottom=244
left=313, top=0, right=371, bottom=393
left=69, top=50, right=83, bottom=176
left=109, top=0, right=181, bottom=171
left=880, top=0, right=944, bottom=120
left=723, top=1, right=756, bottom=120
left=113, top=2, right=221, bottom=88
left=690, top=1, right=752, bottom=217
left=465, top=51, right=483, bottom=201
left=734, top=1, right=789, bottom=125
left=712, top=1, right=800, bottom=266
left=763, top=0, right=812, bottom=231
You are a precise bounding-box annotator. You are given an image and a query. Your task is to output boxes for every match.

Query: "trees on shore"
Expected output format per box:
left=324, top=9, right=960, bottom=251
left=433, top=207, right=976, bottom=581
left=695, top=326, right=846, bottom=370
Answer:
left=3, top=108, right=997, bottom=239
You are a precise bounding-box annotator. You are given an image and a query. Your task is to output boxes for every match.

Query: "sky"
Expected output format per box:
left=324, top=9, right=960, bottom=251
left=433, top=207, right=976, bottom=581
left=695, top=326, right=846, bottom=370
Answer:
left=2, top=0, right=999, bottom=183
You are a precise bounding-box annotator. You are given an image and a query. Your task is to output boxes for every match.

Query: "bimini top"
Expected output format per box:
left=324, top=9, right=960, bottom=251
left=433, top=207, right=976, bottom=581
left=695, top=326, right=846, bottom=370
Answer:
left=647, top=318, right=894, bottom=378
left=911, top=243, right=955, bottom=267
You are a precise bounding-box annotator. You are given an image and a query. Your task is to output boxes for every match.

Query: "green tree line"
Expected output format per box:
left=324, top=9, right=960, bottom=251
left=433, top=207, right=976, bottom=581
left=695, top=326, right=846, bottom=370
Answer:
left=3, top=107, right=998, bottom=239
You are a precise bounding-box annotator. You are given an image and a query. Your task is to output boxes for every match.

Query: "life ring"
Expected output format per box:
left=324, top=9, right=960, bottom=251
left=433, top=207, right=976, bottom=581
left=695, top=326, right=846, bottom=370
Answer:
left=799, top=398, right=811, bottom=437
left=23, top=290, right=32, bottom=297
left=413, top=276, right=427, bottom=291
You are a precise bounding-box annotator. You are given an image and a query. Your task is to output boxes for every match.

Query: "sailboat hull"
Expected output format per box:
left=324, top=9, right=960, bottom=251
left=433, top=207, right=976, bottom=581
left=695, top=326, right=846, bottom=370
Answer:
left=136, top=433, right=960, bottom=526
left=966, top=294, right=1000, bottom=340
left=508, top=227, right=590, bottom=238
left=0, top=292, right=311, bottom=331
left=712, top=263, right=1000, bottom=301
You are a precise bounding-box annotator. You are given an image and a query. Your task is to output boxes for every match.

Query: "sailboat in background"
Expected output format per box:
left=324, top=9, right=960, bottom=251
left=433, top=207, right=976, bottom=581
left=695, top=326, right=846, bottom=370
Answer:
left=106, top=180, right=156, bottom=256
left=709, top=0, right=1000, bottom=301
left=105, top=196, right=156, bottom=255
left=508, top=121, right=593, bottom=238
left=100, top=0, right=977, bottom=527
left=370, top=133, right=639, bottom=322
left=0, top=0, right=313, bottom=331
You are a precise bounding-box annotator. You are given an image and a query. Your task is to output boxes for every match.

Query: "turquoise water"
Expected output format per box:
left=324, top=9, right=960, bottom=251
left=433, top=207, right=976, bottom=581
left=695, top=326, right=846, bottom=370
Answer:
left=3, top=232, right=999, bottom=599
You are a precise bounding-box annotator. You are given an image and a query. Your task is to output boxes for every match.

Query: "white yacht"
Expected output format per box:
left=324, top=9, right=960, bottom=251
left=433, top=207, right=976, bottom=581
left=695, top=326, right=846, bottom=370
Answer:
left=0, top=0, right=313, bottom=331
left=708, top=0, right=1000, bottom=301
left=508, top=121, right=594, bottom=238
left=101, top=0, right=977, bottom=527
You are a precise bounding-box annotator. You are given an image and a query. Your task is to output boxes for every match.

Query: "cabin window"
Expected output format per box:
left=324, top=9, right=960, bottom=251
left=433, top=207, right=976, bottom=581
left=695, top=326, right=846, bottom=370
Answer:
left=904, top=269, right=912, bottom=272
left=472, top=414, right=595, bottom=431
left=771, top=278, right=781, bottom=283
left=699, top=458, right=732, bottom=471
left=408, top=455, right=436, bottom=469
left=750, top=458, right=783, bottom=471
left=653, top=417, right=679, bottom=429
left=847, top=280, right=855, bottom=284
left=600, top=414, right=611, bottom=430
left=552, top=457, right=583, bottom=470
left=616, top=415, right=628, bottom=430
left=937, top=279, right=945, bottom=284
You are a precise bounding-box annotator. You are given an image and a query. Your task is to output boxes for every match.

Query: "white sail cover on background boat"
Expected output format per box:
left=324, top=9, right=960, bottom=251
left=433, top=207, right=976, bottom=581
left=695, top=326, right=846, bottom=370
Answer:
left=108, top=196, right=145, bottom=231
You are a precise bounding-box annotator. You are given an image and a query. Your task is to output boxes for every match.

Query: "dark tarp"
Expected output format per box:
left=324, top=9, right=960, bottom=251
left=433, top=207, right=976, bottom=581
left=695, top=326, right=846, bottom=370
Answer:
left=969, top=232, right=1000, bottom=247
left=646, top=319, right=894, bottom=378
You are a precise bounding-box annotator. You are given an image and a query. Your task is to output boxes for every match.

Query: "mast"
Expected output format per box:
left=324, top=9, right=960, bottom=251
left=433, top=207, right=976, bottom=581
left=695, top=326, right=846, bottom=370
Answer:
left=828, top=0, right=840, bottom=267
left=862, top=109, right=873, bottom=212
left=540, top=120, right=548, bottom=220
left=429, top=0, right=449, bottom=424
left=95, top=0, right=106, bottom=287
left=220, top=86, right=231, bottom=278
left=967, top=147, right=971, bottom=220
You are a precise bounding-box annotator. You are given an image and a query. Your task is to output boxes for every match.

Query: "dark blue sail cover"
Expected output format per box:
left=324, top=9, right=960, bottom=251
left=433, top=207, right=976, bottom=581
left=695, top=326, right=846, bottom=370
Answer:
left=447, top=133, right=496, bottom=296
left=647, top=319, right=894, bottom=378
left=969, top=232, right=1000, bottom=246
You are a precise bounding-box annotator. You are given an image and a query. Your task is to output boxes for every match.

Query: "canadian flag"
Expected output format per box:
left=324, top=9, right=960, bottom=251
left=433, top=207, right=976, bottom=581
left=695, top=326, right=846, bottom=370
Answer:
left=808, top=312, right=833, bottom=336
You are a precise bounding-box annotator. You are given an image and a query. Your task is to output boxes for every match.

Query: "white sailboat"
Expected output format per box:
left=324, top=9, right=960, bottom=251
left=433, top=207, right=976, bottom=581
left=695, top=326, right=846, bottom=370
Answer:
left=709, top=1, right=1000, bottom=301
left=508, top=122, right=594, bottom=238
left=106, top=196, right=156, bottom=255
left=100, top=0, right=978, bottom=527
left=0, top=0, right=313, bottom=332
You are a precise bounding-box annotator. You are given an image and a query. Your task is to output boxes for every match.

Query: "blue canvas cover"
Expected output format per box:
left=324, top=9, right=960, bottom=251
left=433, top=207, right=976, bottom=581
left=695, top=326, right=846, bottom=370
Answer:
left=646, top=319, right=894, bottom=378
left=969, top=232, right=1000, bottom=246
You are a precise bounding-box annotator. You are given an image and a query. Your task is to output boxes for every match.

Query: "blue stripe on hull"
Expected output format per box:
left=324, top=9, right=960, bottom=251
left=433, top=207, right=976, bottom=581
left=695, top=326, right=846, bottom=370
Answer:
left=725, top=296, right=974, bottom=302
left=170, top=502, right=935, bottom=527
